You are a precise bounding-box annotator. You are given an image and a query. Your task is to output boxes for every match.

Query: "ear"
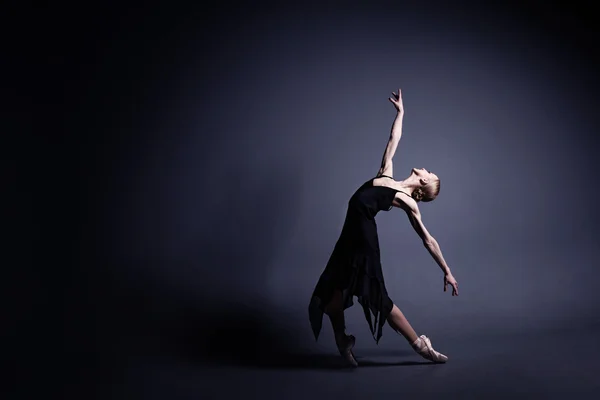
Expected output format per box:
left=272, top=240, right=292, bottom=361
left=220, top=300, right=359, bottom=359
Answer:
left=420, top=178, right=429, bottom=186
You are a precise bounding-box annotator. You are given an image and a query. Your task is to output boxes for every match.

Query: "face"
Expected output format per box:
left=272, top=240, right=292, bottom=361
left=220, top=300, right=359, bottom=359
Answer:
left=411, top=168, right=438, bottom=182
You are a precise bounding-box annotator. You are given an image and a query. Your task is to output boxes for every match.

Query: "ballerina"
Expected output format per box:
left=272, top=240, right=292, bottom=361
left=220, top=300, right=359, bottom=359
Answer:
left=308, top=89, right=459, bottom=367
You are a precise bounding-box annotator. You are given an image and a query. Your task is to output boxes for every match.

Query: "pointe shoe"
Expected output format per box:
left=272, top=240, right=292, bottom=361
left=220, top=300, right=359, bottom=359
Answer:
left=412, top=335, right=448, bottom=363
left=337, top=334, right=358, bottom=367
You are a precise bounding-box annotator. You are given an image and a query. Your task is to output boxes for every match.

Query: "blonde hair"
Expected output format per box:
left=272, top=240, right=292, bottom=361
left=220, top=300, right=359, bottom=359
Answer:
left=412, top=178, right=440, bottom=202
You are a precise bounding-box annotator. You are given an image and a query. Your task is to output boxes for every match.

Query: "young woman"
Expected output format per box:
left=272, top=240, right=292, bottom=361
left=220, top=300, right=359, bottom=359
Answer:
left=308, top=89, right=459, bottom=367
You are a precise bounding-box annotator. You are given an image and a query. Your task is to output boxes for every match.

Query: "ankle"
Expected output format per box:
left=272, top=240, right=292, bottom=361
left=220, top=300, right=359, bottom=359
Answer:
left=335, top=332, right=347, bottom=342
left=411, top=336, right=423, bottom=350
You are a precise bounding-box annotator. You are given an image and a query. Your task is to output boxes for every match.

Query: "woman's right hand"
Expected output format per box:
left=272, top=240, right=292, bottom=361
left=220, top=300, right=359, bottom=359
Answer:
left=444, top=273, right=459, bottom=296
left=388, top=88, right=404, bottom=114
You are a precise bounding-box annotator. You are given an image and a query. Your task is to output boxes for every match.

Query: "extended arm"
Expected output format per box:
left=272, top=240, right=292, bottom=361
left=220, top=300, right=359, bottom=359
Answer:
left=400, top=187, right=459, bottom=295
left=406, top=208, right=451, bottom=276
left=377, top=89, right=404, bottom=177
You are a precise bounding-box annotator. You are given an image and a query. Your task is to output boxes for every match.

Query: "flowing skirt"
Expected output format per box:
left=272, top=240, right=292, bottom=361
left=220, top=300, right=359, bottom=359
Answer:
left=309, top=207, right=394, bottom=344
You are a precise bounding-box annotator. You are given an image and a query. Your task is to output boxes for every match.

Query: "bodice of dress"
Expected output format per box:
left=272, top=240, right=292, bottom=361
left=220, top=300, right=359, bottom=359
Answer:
left=348, top=178, right=399, bottom=219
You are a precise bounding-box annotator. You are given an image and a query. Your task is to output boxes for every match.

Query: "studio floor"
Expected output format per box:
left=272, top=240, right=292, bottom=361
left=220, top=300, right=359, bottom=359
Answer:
left=105, top=327, right=600, bottom=399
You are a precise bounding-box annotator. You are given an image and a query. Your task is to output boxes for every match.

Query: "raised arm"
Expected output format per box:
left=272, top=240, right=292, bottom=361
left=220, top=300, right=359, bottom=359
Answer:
left=405, top=206, right=459, bottom=296
left=377, top=89, right=405, bottom=178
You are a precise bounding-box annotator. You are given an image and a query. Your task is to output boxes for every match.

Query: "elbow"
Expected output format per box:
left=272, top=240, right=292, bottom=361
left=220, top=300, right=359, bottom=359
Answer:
left=423, top=236, right=435, bottom=247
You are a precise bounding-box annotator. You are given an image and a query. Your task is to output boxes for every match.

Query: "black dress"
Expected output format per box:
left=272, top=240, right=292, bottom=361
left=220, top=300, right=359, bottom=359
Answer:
left=309, top=175, right=400, bottom=344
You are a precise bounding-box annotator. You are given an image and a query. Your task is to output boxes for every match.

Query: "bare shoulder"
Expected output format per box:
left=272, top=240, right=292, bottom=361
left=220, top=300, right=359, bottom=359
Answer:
left=392, top=190, right=419, bottom=215
left=375, top=171, right=391, bottom=179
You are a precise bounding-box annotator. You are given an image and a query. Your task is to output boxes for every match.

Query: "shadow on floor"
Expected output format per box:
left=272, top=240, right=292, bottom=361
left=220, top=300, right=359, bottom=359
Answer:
left=203, top=348, right=434, bottom=370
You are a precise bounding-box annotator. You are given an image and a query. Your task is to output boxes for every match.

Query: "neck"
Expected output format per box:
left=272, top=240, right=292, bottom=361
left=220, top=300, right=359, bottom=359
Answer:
left=397, top=176, right=420, bottom=195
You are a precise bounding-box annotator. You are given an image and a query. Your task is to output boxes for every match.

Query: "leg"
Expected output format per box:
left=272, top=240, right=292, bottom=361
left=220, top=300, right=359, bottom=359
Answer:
left=324, top=290, right=347, bottom=343
left=387, top=303, right=448, bottom=363
left=324, top=290, right=358, bottom=367
left=386, top=304, right=418, bottom=343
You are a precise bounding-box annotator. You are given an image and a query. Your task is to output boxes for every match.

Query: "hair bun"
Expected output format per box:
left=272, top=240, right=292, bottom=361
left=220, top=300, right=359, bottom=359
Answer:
left=412, top=188, right=424, bottom=201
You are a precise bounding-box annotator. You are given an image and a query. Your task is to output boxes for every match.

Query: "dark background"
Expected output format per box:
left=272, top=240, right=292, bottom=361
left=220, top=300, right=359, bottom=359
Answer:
left=11, top=0, right=600, bottom=399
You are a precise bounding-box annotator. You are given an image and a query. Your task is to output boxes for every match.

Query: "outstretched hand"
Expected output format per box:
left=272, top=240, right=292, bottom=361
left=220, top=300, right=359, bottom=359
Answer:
left=444, top=273, right=459, bottom=296
left=389, top=88, right=404, bottom=114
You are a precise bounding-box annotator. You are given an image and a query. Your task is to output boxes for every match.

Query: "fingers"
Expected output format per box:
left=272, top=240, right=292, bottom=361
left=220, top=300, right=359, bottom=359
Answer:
left=445, top=278, right=458, bottom=296
left=390, top=89, right=402, bottom=101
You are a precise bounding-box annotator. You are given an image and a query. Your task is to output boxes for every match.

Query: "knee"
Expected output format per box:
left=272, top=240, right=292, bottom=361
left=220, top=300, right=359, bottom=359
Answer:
left=324, top=291, right=344, bottom=315
left=324, top=302, right=341, bottom=316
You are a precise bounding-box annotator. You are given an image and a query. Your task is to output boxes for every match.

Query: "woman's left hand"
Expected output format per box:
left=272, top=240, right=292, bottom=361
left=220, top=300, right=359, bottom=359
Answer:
left=444, top=273, right=459, bottom=296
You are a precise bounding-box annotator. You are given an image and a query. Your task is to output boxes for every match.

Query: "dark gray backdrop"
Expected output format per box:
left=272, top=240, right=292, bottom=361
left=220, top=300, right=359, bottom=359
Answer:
left=101, top=2, right=598, bottom=342
left=16, top=1, right=600, bottom=399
